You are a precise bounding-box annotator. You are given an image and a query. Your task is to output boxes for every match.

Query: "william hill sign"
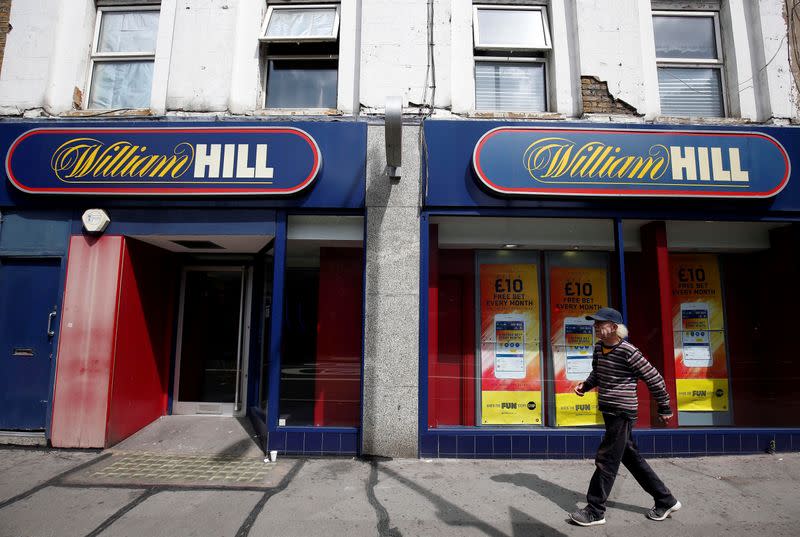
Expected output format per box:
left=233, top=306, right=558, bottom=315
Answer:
left=5, top=126, right=320, bottom=195
left=472, top=126, right=790, bottom=198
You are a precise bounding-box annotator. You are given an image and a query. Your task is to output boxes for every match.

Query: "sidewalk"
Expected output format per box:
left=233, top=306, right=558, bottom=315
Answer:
left=1, top=446, right=798, bottom=537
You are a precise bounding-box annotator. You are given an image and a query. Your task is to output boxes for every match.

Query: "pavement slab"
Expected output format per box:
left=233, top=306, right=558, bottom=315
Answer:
left=0, top=448, right=101, bottom=504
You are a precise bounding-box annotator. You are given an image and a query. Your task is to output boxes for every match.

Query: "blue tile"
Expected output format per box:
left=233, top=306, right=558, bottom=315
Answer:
left=741, top=434, right=758, bottom=453
left=636, top=434, right=655, bottom=454
left=494, top=436, right=512, bottom=455
left=689, top=433, right=707, bottom=454
left=322, top=433, right=340, bottom=453
left=792, top=434, right=800, bottom=451
left=723, top=434, right=741, bottom=453
left=304, top=433, right=323, bottom=453
left=458, top=436, right=476, bottom=455
left=548, top=435, right=566, bottom=455
left=758, top=434, right=775, bottom=453
left=707, top=434, right=724, bottom=453
left=341, top=433, right=358, bottom=454
left=476, top=436, right=493, bottom=455
left=654, top=435, right=671, bottom=455
left=673, top=434, right=690, bottom=453
left=775, top=434, right=791, bottom=452
left=420, top=434, right=437, bottom=457
left=439, top=435, right=457, bottom=456
left=268, top=431, right=286, bottom=452
left=285, top=432, right=303, bottom=453
left=531, top=435, right=548, bottom=454
left=584, top=435, right=601, bottom=457
left=566, top=436, right=582, bottom=455
left=512, top=436, right=530, bottom=455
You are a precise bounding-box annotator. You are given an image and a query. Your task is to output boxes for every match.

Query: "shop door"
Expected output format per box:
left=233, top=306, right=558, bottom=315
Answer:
left=173, top=267, right=252, bottom=416
left=0, top=257, right=61, bottom=430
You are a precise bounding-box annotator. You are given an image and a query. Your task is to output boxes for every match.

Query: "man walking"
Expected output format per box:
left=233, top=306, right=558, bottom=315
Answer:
left=568, top=307, right=681, bottom=527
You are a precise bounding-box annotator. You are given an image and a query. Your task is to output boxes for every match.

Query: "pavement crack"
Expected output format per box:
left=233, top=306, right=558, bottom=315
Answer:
left=0, top=452, right=112, bottom=510
left=367, top=459, right=402, bottom=537
left=235, top=459, right=305, bottom=537
left=84, top=487, right=160, bottom=537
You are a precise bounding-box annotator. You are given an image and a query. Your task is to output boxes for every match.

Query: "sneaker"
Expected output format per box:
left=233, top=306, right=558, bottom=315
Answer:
left=646, top=500, right=682, bottom=521
left=569, top=507, right=606, bottom=526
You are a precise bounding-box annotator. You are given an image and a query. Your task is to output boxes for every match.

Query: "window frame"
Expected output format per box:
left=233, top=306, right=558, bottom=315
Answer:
left=86, top=5, right=160, bottom=110
left=472, top=4, right=552, bottom=52
left=263, top=54, right=340, bottom=109
left=473, top=56, right=549, bottom=113
left=652, top=10, right=727, bottom=117
left=259, top=4, right=341, bottom=43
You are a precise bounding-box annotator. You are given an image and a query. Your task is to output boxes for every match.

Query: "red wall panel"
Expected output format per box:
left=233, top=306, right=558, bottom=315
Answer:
left=313, top=247, right=363, bottom=426
left=51, top=236, right=124, bottom=448
left=106, top=239, right=176, bottom=446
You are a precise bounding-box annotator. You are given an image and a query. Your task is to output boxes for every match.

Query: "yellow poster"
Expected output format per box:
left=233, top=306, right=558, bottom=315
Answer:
left=479, top=262, right=541, bottom=425
left=669, top=254, right=730, bottom=412
left=549, top=266, right=608, bottom=426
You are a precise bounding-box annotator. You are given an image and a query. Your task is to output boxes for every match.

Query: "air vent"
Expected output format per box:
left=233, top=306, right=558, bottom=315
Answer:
left=172, top=240, right=224, bottom=250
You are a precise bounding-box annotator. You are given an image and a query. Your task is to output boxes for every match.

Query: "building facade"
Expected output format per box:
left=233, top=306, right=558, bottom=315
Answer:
left=1, top=0, right=799, bottom=458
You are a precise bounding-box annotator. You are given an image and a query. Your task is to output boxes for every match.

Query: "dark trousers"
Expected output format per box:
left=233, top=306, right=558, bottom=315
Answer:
left=586, top=412, right=676, bottom=516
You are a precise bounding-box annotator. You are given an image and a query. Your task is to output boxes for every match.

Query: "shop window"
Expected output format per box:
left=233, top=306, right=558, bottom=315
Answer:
left=623, top=220, right=800, bottom=428
left=653, top=11, right=725, bottom=117
left=472, top=5, right=551, bottom=112
left=278, top=216, right=363, bottom=427
left=428, top=217, right=617, bottom=429
left=259, top=4, right=340, bottom=109
left=88, top=6, right=160, bottom=109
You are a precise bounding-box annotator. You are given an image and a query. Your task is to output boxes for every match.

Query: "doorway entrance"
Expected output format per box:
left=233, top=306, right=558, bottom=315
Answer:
left=173, top=266, right=253, bottom=416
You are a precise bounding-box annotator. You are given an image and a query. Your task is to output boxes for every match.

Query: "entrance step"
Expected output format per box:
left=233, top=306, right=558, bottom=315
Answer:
left=0, top=431, right=47, bottom=447
left=110, top=415, right=264, bottom=458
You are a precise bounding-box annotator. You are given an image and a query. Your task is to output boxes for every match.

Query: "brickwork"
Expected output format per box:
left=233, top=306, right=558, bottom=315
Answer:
left=0, top=0, right=10, bottom=77
left=581, top=76, right=639, bottom=115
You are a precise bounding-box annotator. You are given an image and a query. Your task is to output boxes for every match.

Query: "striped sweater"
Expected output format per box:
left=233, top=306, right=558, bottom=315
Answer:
left=582, top=340, right=671, bottom=418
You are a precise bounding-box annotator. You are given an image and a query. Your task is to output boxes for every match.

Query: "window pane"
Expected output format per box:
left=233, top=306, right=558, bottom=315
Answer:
left=658, top=67, right=723, bottom=117
left=654, top=15, right=717, bottom=60
left=98, top=11, right=159, bottom=53
left=475, top=62, right=546, bottom=112
left=89, top=61, right=153, bottom=109
left=476, top=8, right=548, bottom=48
left=266, top=8, right=337, bottom=39
left=266, top=60, right=337, bottom=108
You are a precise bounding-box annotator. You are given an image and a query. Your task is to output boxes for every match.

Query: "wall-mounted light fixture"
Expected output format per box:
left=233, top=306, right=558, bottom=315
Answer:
left=385, top=96, right=403, bottom=179
left=82, top=208, right=111, bottom=234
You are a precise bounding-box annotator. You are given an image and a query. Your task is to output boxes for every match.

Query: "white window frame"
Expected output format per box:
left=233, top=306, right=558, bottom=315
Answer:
left=653, top=10, right=727, bottom=117
left=472, top=5, right=552, bottom=51
left=263, top=53, right=339, bottom=109
left=259, top=4, right=341, bottom=43
left=474, top=56, right=549, bottom=112
left=86, top=5, right=159, bottom=110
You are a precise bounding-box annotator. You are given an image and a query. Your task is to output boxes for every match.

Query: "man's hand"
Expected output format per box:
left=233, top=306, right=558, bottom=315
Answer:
left=574, top=382, right=585, bottom=397
left=657, top=412, right=673, bottom=424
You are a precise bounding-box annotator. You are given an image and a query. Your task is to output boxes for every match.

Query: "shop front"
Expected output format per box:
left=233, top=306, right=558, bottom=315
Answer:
left=421, top=120, right=800, bottom=458
left=0, top=120, right=366, bottom=456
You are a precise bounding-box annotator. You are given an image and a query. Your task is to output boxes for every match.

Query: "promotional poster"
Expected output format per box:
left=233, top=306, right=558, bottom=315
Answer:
left=549, top=264, right=608, bottom=426
left=669, top=254, right=730, bottom=412
left=478, top=259, right=541, bottom=425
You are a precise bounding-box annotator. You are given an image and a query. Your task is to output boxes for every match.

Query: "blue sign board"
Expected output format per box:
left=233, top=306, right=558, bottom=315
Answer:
left=6, top=126, right=321, bottom=196
left=473, top=126, right=790, bottom=198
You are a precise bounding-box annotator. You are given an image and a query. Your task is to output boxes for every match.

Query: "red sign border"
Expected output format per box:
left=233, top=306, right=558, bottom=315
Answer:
left=5, top=126, right=321, bottom=196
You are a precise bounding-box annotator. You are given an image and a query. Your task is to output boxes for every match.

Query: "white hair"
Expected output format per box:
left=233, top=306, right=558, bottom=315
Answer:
left=616, top=323, right=629, bottom=339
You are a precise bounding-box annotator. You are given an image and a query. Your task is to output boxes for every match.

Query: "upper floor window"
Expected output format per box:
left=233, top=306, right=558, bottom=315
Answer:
left=473, top=5, right=551, bottom=113
left=259, top=4, right=340, bottom=109
left=653, top=11, right=725, bottom=117
left=88, top=6, right=160, bottom=109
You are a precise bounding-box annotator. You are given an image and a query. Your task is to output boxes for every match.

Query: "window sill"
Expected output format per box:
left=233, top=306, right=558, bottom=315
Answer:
left=654, top=115, right=751, bottom=126
left=60, top=108, right=154, bottom=118
left=469, top=111, right=566, bottom=121
left=253, top=108, right=343, bottom=117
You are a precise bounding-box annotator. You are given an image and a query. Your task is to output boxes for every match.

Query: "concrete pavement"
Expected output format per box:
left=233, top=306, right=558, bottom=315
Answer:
left=1, top=447, right=798, bottom=537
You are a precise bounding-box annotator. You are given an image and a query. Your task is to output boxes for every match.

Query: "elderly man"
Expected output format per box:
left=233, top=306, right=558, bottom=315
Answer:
left=568, top=307, right=681, bottom=527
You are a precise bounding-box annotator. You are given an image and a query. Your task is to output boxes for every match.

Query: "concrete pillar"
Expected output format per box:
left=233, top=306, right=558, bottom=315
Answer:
left=362, top=123, right=421, bottom=458
left=227, top=0, right=262, bottom=114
